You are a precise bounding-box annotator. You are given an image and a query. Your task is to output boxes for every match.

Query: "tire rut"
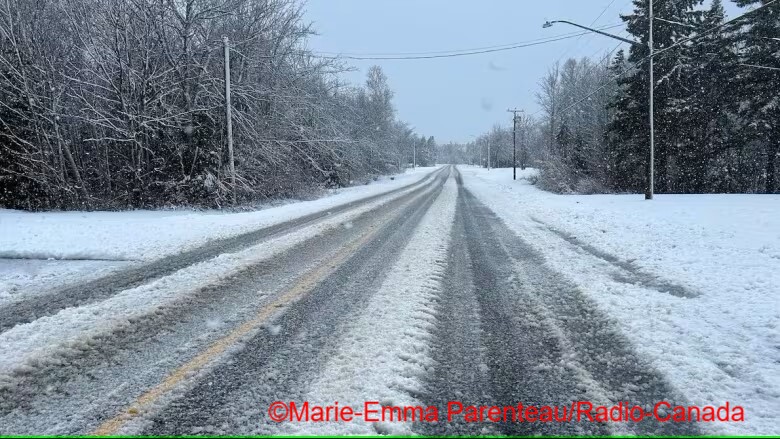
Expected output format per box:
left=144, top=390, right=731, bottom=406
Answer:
left=529, top=217, right=698, bottom=298
left=420, top=169, right=699, bottom=436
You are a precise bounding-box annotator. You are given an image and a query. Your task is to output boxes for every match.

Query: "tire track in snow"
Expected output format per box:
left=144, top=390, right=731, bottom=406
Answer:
left=528, top=216, right=698, bottom=298
left=0, top=196, right=377, bottom=378
left=416, top=181, right=497, bottom=437
left=417, top=173, right=607, bottom=436
left=423, top=170, right=700, bottom=436
left=275, top=174, right=458, bottom=436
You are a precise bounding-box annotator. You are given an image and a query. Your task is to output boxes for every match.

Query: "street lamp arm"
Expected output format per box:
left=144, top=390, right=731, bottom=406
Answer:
left=543, top=20, right=641, bottom=47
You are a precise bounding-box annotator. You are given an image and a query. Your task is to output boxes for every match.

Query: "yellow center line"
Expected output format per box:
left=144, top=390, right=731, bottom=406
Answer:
left=91, top=215, right=389, bottom=435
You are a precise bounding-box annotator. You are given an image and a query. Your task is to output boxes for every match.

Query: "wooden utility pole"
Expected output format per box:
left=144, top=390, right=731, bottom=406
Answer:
left=224, top=36, right=236, bottom=204
left=508, top=109, right=524, bottom=180
left=413, top=138, right=416, bottom=169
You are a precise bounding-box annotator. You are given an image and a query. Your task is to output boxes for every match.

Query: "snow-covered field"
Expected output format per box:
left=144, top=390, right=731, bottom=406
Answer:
left=460, top=166, right=780, bottom=435
left=0, top=167, right=440, bottom=299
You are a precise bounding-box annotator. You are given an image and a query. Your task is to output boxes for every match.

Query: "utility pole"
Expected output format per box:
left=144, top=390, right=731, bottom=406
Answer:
left=224, top=36, right=236, bottom=205
left=412, top=138, right=416, bottom=169
left=508, top=109, right=524, bottom=180
left=646, top=1, right=655, bottom=200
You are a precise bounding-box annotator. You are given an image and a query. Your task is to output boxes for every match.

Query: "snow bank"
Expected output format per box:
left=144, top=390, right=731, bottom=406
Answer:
left=282, top=175, right=458, bottom=436
left=459, top=166, right=780, bottom=435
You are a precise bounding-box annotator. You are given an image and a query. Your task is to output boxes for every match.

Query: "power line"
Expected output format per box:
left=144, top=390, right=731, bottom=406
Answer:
left=581, top=0, right=687, bottom=61
left=312, top=24, right=625, bottom=60
left=312, top=30, right=590, bottom=57
left=313, top=23, right=623, bottom=57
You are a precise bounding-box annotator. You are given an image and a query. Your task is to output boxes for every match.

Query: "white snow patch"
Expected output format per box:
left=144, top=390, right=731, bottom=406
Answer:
left=0, top=259, right=122, bottom=304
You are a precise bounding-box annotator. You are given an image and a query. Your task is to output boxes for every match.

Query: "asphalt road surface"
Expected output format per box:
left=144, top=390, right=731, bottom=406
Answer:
left=0, top=166, right=700, bottom=435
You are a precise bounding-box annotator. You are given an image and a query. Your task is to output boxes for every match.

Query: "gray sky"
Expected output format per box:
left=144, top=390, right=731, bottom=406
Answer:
left=303, top=0, right=740, bottom=143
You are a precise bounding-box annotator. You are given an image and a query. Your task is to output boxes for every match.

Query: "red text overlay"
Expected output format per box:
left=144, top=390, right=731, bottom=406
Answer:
left=267, top=401, right=744, bottom=424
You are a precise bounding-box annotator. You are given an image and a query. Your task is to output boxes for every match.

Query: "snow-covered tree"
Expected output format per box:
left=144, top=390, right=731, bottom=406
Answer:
left=732, top=0, right=780, bottom=193
left=608, top=0, right=706, bottom=194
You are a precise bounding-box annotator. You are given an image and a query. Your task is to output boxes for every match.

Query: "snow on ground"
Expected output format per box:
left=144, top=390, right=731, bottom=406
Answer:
left=459, top=166, right=780, bottom=435
left=0, top=167, right=440, bottom=299
left=0, top=179, right=439, bottom=377
left=281, top=175, right=458, bottom=436
left=0, top=259, right=125, bottom=304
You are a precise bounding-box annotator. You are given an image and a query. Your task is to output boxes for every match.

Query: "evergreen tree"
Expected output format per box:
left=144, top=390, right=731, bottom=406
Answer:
left=732, top=0, right=780, bottom=193
left=607, top=0, right=704, bottom=193
left=674, top=0, right=733, bottom=192
left=605, top=49, right=641, bottom=190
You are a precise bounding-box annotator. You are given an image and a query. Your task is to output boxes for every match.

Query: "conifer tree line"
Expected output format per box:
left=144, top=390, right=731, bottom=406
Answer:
left=445, top=0, right=778, bottom=194
left=0, top=0, right=436, bottom=210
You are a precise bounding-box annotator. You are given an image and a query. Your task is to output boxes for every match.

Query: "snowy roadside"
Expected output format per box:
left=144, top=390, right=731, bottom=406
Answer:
left=0, top=166, right=441, bottom=299
left=459, top=166, right=780, bottom=434
left=459, top=166, right=780, bottom=435
left=280, top=175, right=458, bottom=436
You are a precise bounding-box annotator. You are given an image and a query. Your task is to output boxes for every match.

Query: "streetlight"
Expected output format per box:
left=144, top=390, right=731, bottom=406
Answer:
left=542, top=20, right=639, bottom=45
left=543, top=8, right=655, bottom=200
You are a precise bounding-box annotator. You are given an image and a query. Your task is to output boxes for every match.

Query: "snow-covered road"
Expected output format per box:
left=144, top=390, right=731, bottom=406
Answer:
left=0, top=166, right=776, bottom=436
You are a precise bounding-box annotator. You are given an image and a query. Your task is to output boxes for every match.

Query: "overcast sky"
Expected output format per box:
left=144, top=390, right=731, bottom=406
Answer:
left=303, top=0, right=740, bottom=143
